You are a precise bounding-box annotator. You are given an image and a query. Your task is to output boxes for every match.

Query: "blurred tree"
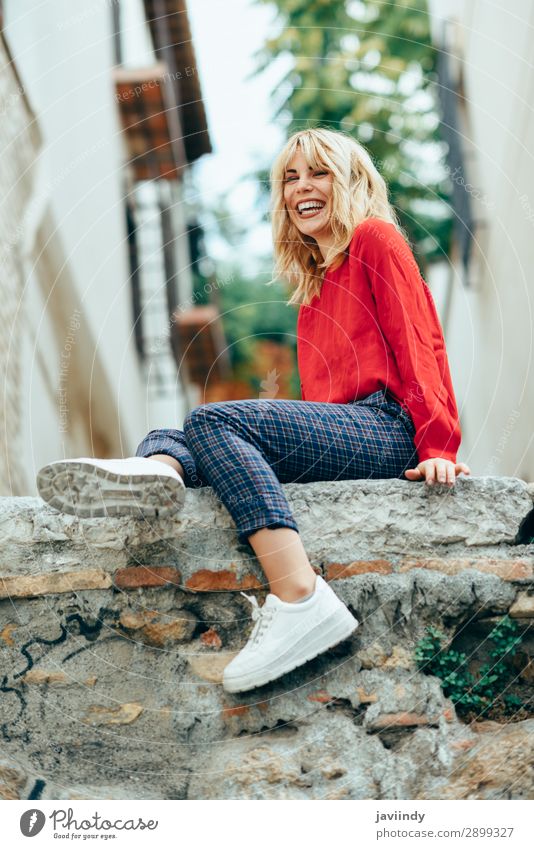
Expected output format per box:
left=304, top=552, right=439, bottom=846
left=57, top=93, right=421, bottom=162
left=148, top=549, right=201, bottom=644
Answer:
left=184, top=186, right=301, bottom=399
left=252, top=0, right=453, bottom=269
left=217, top=265, right=300, bottom=398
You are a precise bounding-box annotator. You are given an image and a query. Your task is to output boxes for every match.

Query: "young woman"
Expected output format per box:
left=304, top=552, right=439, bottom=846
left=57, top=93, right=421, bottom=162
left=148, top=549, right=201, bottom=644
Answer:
left=36, top=128, right=470, bottom=695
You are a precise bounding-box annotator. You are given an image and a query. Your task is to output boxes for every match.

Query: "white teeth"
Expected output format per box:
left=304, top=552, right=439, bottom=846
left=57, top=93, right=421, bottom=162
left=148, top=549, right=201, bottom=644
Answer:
left=297, top=201, right=325, bottom=214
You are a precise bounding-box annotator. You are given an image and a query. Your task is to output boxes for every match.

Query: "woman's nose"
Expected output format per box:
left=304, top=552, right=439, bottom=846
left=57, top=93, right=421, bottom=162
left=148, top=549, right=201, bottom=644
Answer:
left=295, top=177, right=313, bottom=192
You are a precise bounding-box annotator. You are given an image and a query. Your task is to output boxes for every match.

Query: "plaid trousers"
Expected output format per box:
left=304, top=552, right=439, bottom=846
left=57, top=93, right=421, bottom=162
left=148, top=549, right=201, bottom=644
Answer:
left=135, top=388, right=419, bottom=547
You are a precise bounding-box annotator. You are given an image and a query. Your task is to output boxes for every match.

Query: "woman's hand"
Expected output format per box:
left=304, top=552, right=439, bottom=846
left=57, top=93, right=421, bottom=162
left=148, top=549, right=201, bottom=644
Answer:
left=404, top=459, right=471, bottom=486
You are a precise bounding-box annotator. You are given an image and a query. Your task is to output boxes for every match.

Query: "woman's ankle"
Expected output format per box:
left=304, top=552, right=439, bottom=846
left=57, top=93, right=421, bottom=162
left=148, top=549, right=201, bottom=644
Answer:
left=272, top=576, right=317, bottom=603
left=248, top=527, right=317, bottom=602
left=146, top=454, right=185, bottom=480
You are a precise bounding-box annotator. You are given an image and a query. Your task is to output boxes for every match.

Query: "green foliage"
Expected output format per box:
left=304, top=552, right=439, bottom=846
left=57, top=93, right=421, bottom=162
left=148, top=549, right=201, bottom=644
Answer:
left=252, top=0, right=453, bottom=267
left=415, top=617, right=525, bottom=716
left=217, top=267, right=301, bottom=396
left=218, top=270, right=295, bottom=362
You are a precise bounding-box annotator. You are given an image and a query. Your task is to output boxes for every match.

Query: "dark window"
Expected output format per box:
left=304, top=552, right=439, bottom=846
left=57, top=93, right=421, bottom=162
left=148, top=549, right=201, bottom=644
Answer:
left=435, top=46, right=474, bottom=274
left=125, top=200, right=144, bottom=360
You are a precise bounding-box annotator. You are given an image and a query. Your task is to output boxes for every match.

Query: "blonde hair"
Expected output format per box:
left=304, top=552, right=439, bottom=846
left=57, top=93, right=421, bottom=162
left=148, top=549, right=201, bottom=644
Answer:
left=270, top=127, right=406, bottom=306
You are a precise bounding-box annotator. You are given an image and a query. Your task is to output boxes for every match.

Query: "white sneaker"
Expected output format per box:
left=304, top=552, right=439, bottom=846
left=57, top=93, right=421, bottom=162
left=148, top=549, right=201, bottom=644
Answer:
left=36, top=457, right=186, bottom=519
left=222, top=575, right=359, bottom=693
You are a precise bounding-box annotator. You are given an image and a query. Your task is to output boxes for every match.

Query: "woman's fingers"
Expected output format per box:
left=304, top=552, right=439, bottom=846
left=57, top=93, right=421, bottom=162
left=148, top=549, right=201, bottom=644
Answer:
left=446, top=462, right=456, bottom=484
left=426, top=460, right=455, bottom=486
left=404, top=466, right=424, bottom=480
left=405, top=460, right=471, bottom=485
left=427, top=460, right=448, bottom=485
left=430, top=460, right=471, bottom=485
left=456, top=463, right=471, bottom=476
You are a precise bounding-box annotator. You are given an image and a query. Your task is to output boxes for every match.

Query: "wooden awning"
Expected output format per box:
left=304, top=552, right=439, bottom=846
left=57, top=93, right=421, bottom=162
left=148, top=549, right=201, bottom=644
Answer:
left=143, top=0, right=212, bottom=163
left=114, top=63, right=186, bottom=180
left=171, top=305, right=231, bottom=385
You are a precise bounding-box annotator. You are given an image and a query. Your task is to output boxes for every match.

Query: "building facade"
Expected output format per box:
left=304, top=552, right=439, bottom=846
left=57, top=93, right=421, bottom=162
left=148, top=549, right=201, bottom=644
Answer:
left=0, top=0, right=213, bottom=496
left=427, top=0, right=534, bottom=480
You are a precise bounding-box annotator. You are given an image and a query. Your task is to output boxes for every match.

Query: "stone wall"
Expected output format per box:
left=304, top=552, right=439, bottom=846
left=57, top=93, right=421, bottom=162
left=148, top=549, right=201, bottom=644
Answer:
left=1, top=476, right=533, bottom=799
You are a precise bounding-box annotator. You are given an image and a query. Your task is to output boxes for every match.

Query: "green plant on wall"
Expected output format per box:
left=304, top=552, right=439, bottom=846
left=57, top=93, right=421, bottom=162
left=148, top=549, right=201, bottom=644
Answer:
left=415, top=616, right=525, bottom=716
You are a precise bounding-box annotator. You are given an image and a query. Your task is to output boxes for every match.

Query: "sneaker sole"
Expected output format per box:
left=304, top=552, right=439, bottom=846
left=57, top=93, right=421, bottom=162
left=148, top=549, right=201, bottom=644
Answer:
left=222, top=605, right=359, bottom=693
left=36, top=460, right=186, bottom=519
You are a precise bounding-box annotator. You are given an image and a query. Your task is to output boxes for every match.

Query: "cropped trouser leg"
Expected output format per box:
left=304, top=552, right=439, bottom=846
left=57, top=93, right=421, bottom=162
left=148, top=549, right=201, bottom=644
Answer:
left=135, top=389, right=419, bottom=547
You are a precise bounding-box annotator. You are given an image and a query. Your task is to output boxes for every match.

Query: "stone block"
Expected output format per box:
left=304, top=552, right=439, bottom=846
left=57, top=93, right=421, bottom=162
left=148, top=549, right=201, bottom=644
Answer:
left=82, top=703, right=144, bottom=726
left=113, top=566, right=181, bottom=589
left=509, top=592, right=534, bottom=617
left=118, top=608, right=198, bottom=645
left=399, top=557, right=533, bottom=580
left=0, top=569, right=112, bottom=598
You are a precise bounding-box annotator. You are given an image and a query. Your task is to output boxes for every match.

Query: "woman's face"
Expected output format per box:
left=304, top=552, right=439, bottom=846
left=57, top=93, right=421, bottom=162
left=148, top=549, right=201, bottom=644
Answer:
left=282, top=148, right=334, bottom=242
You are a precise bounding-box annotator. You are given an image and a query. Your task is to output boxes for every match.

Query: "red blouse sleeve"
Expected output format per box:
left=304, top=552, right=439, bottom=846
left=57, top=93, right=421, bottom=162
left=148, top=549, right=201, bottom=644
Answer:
left=355, top=219, right=462, bottom=463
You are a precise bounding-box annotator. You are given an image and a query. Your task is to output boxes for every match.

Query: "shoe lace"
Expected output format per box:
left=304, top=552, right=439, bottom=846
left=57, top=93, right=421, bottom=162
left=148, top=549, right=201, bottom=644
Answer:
left=240, top=592, right=275, bottom=646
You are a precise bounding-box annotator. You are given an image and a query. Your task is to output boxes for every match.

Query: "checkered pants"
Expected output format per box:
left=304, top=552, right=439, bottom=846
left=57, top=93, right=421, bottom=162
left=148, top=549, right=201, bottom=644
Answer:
left=135, top=388, right=419, bottom=546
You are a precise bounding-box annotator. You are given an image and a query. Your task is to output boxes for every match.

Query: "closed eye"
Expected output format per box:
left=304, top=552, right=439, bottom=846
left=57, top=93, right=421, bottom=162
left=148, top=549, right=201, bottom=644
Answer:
left=284, top=170, right=329, bottom=183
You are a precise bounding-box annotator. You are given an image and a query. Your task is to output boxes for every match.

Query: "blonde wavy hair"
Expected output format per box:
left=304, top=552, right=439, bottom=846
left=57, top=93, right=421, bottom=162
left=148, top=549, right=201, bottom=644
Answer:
left=270, top=127, right=407, bottom=306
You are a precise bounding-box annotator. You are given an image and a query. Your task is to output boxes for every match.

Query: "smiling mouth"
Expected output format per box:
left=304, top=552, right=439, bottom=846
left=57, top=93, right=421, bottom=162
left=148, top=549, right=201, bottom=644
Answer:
left=296, top=201, right=326, bottom=218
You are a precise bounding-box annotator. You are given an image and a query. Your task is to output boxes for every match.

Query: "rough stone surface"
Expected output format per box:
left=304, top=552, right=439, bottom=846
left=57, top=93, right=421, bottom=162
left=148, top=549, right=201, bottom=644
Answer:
left=0, top=757, right=28, bottom=800
left=509, top=592, right=534, bottom=618
left=0, top=477, right=533, bottom=800
left=0, top=569, right=112, bottom=598
left=1, top=477, right=532, bottom=587
left=414, top=719, right=534, bottom=800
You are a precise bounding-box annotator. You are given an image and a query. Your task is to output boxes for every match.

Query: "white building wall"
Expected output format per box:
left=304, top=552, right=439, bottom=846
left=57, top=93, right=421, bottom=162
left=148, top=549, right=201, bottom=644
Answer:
left=0, top=33, right=41, bottom=495
left=1, top=0, right=192, bottom=493
left=4, top=0, right=147, bottom=454
left=427, top=0, right=534, bottom=481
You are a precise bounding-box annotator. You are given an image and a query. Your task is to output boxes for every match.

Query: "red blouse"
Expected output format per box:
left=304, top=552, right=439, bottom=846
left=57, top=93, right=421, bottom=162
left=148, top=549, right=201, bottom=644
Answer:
left=296, top=217, right=461, bottom=463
